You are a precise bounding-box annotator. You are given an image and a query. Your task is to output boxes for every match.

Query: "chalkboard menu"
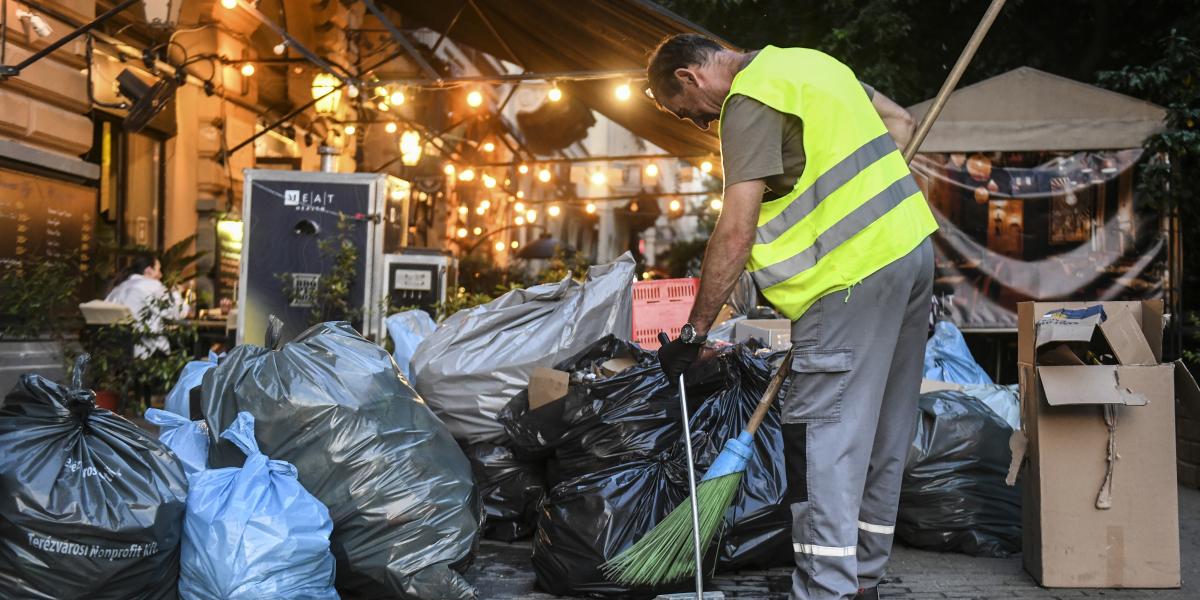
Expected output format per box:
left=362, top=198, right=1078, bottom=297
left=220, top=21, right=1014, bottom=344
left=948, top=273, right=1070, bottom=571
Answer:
left=0, top=168, right=95, bottom=271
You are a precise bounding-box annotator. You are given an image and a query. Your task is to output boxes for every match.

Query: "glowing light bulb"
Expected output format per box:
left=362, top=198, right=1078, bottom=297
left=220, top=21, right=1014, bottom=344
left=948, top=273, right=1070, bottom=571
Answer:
left=480, top=200, right=491, bottom=209
left=515, top=216, right=525, bottom=226
left=467, top=90, right=483, bottom=107
left=526, top=210, right=538, bottom=223
left=473, top=227, right=483, bottom=235
left=374, top=86, right=388, bottom=97
left=644, top=163, right=659, bottom=177
left=482, top=174, right=496, bottom=188
left=511, top=240, right=519, bottom=249
left=516, top=191, right=525, bottom=199
left=273, top=42, right=287, bottom=55
left=475, top=206, right=486, bottom=215
left=537, top=168, right=552, bottom=183
left=590, top=171, right=607, bottom=186
left=615, top=82, right=632, bottom=101
left=517, top=164, right=529, bottom=174
left=548, top=205, right=561, bottom=217
left=513, top=201, right=525, bottom=213
left=390, top=90, right=405, bottom=105
left=482, top=142, right=495, bottom=153
left=669, top=199, right=682, bottom=212
left=220, top=0, right=237, bottom=9
left=494, top=241, right=506, bottom=252
left=457, top=206, right=468, bottom=216
left=458, top=168, right=475, bottom=182
left=377, top=102, right=389, bottom=112
left=344, top=125, right=356, bottom=135
left=384, top=122, right=397, bottom=134
left=700, top=160, right=713, bottom=173
left=586, top=202, right=596, bottom=214
left=444, top=164, right=456, bottom=176
left=547, top=85, right=562, bottom=102
left=456, top=227, right=468, bottom=238
left=710, top=198, right=723, bottom=211
left=240, top=63, right=255, bottom=77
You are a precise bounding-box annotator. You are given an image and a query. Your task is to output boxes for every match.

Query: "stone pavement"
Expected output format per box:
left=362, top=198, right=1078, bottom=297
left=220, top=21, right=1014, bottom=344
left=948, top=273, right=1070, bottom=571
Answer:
left=467, top=485, right=1199, bottom=599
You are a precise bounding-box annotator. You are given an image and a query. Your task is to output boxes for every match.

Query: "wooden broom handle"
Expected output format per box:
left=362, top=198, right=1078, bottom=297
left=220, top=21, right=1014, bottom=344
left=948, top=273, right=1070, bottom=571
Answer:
left=745, top=346, right=795, bottom=435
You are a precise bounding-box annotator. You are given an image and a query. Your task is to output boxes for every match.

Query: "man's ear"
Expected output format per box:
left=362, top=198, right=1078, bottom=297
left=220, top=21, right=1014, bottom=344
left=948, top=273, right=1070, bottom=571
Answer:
left=674, top=67, right=698, bottom=88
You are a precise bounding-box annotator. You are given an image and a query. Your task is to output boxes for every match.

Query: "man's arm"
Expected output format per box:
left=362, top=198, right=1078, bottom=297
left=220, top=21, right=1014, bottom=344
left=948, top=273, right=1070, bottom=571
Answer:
left=872, top=91, right=916, bottom=152
left=687, top=178, right=764, bottom=335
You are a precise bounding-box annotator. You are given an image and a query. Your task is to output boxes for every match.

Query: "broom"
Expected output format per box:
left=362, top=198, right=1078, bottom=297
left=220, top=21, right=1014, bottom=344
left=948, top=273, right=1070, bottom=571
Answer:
left=602, top=342, right=795, bottom=586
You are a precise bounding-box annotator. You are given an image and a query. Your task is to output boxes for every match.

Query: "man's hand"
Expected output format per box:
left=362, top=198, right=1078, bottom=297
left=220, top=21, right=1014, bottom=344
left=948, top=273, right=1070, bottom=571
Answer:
left=658, top=336, right=702, bottom=381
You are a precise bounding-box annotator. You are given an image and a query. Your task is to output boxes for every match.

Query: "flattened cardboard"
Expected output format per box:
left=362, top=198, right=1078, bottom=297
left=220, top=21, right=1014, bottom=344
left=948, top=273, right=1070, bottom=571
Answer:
left=1098, top=306, right=1157, bottom=366
left=920, top=379, right=964, bottom=394
left=1033, top=306, right=1104, bottom=349
left=1176, top=360, right=1200, bottom=421
left=529, top=367, right=570, bottom=410
left=1037, top=366, right=1152, bottom=407
left=599, top=357, right=638, bottom=377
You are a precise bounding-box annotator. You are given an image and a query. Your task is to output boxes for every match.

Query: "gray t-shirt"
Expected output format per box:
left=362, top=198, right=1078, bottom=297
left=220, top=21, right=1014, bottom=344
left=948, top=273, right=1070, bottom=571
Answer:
left=720, top=82, right=875, bottom=201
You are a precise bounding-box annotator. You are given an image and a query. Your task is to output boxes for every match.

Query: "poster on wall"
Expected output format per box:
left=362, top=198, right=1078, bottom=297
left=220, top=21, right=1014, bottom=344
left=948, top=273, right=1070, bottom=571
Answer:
left=912, top=149, right=1165, bottom=330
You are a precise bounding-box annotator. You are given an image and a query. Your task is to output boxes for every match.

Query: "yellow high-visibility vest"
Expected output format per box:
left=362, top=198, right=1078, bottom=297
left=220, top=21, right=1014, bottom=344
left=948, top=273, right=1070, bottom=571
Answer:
left=722, top=46, right=938, bottom=320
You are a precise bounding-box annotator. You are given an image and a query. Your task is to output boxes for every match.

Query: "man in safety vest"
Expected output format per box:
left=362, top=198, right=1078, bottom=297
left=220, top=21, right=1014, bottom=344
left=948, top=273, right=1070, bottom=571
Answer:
left=648, top=34, right=937, bottom=600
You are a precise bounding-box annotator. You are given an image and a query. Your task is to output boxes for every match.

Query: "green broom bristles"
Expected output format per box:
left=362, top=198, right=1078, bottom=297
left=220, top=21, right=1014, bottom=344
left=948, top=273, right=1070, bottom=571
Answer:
left=602, top=472, right=744, bottom=586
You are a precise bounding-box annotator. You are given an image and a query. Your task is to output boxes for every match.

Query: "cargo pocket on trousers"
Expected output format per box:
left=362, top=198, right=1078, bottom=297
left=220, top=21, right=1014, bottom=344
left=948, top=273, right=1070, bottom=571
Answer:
left=782, top=349, right=853, bottom=424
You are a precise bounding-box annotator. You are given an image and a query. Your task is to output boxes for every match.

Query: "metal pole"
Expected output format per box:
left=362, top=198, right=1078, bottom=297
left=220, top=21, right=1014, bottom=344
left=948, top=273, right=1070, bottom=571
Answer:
left=0, top=0, right=140, bottom=78
left=377, top=67, right=646, bottom=87
left=902, top=0, right=1006, bottom=162
left=362, top=0, right=441, bottom=80
left=677, top=374, right=704, bottom=599
left=235, top=0, right=359, bottom=85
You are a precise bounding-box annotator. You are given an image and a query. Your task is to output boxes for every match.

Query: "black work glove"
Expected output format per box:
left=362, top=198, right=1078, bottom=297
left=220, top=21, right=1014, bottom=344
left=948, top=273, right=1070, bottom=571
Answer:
left=657, top=333, right=702, bottom=381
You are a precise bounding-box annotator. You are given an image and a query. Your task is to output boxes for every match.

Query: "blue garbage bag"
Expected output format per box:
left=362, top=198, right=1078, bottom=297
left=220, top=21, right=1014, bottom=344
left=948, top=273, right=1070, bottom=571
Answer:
left=180, top=412, right=338, bottom=600
left=166, top=351, right=221, bottom=417
left=923, top=321, right=992, bottom=385
left=145, top=408, right=209, bottom=476
left=386, top=310, right=436, bottom=381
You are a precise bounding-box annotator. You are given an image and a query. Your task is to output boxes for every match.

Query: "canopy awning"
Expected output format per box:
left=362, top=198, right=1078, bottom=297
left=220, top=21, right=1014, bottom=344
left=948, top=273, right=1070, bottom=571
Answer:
left=907, top=67, right=1166, bottom=152
left=388, top=0, right=724, bottom=158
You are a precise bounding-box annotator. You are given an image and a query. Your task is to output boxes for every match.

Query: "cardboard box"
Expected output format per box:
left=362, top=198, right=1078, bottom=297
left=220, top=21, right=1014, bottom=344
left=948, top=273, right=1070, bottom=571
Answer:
left=1016, top=300, right=1193, bottom=588
left=733, top=319, right=791, bottom=350
left=528, top=367, right=570, bottom=410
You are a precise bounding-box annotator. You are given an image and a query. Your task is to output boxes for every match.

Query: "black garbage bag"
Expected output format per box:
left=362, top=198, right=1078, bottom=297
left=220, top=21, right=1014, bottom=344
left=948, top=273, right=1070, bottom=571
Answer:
left=531, top=456, right=698, bottom=599
left=522, top=340, right=792, bottom=595
left=0, top=357, right=188, bottom=600
left=201, top=322, right=481, bottom=600
left=464, top=441, right=546, bottom=541
left=689, top=347, right=791, bottom=570
left=896, top=390, right=1021, bottom=557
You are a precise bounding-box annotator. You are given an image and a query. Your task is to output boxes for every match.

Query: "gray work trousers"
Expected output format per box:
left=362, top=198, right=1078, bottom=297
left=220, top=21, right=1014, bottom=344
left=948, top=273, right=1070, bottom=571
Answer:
left=783, top=238, right=934, bottom=600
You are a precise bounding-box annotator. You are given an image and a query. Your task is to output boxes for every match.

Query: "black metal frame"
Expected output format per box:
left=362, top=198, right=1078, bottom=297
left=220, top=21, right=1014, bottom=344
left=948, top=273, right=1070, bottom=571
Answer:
left=0, top=0, right=141, bottom=79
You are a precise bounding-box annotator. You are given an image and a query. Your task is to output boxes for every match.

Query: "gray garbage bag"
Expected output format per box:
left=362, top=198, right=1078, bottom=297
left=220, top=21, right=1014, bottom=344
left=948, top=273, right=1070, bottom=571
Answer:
left=201, top=322, right=480, bottom=600
left=412, top=253, right=635, bottom=444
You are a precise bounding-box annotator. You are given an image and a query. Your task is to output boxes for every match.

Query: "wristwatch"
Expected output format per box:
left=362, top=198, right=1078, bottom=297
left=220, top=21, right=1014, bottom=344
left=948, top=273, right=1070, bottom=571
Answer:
left=679, top=323, right=707, bottom=345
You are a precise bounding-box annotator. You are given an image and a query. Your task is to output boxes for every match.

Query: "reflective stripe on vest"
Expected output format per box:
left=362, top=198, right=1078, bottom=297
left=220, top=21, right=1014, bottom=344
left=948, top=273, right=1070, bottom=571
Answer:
left=722, top=47, right=938, bottom=320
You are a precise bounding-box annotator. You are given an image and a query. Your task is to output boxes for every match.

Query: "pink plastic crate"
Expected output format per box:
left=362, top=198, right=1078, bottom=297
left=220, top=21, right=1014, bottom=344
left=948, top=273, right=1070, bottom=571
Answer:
left=631, top=278, right=699, bottom=350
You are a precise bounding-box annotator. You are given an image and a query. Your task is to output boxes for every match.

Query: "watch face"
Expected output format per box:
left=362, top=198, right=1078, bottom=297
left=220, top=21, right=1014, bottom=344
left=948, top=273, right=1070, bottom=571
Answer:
left=681, top=323, right=695, bottom=341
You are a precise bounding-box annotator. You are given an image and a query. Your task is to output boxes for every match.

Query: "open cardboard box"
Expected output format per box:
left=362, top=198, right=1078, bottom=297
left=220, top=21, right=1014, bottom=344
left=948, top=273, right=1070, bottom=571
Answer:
left=1015, top=300, right=1197, bottom=588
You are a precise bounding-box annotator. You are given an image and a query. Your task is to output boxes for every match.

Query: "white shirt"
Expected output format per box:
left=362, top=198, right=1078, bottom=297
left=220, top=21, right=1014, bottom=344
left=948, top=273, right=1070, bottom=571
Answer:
left=105, top=274, right=189, bottom=357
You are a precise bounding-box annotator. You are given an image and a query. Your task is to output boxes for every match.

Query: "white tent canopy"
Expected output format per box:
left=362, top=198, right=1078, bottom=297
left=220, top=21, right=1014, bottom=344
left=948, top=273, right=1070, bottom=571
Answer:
left=907, top=67, right=1166, bottom=152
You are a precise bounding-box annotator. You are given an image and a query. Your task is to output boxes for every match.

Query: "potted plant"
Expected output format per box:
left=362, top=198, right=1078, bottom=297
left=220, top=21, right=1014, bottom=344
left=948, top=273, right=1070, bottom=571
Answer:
left=0, top=258, right=83, bottom=393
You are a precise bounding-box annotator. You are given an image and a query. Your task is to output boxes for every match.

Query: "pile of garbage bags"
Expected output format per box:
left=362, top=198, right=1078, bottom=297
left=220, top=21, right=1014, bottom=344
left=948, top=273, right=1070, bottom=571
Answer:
left=202, top=321, right=481, bottom=600
left=0, top=320, right=482, bottom=600
left=413, top=254, right=635, bottom=444
left=0, top=357, right=188, bottom=600
left=499, top=337, right=792, bottom=596
left=897, top=388, right=1021, bottom=557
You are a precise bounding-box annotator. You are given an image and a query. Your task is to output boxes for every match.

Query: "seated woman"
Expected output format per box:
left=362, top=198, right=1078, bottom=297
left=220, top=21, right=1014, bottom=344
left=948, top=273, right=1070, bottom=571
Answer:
left=105, top=252, right=189, bottom=357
